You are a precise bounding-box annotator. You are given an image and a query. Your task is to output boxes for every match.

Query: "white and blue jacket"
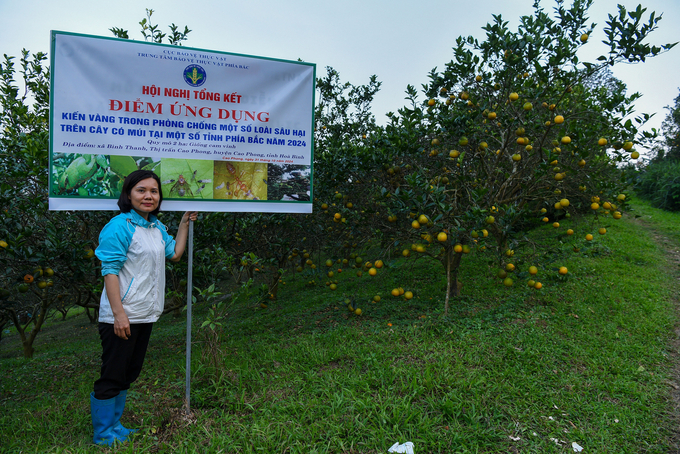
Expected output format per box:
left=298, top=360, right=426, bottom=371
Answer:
left=95, top=210, right=176, bottom=324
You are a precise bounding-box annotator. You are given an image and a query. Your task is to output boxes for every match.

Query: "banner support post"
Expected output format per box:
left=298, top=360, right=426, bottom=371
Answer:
left=185, top=219, right=194, bottom=415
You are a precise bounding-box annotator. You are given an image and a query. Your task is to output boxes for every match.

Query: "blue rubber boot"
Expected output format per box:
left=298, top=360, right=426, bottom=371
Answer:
left=113, top=390, right=137, bottom=438
left=90, top=392, right=123, bottom=446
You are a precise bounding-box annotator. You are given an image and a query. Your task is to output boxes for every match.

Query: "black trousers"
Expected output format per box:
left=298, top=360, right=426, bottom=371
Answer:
left=93, top=323, right=153, bottom=400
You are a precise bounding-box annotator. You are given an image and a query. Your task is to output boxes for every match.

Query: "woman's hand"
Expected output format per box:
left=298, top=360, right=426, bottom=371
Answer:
left=181, top=211, right=198, bottom=226
left=113, top=312, right=131, bottom=340
left=171, top=212, right=199, bottom=262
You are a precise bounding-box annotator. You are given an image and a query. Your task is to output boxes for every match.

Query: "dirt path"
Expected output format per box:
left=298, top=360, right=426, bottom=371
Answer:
left=631, top=215, right=680, bottom=452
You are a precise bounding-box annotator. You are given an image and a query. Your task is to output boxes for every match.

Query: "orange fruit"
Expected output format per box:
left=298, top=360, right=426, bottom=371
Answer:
left=24, top=274, right=34, bottom=284
left=554, top=115, right=564, bottom=124
left=567, top=229, right=574, bottom=235
left=559, top=266, right=568, bottom=275
left=534, top=282, right=543, bottom=289
left=411, top=220, right=421, bottom=229
left=404, top=291, right=413, bottom=300
left=509, top=92, right=519, bottom=101
left=454, top=244, right=463, bottom=253
left=391, top=288, right=400, bottom=297
left=598, top=228, right=606, bottom=235
left=375, top=260, right=384, bottom=269
left=585, top=234, right=594, bottom=241
left=591, top=203, right=599, bottom=210
left=368, top=267, right=377, bottom=276
left=529, top=266, right=538, bottom=275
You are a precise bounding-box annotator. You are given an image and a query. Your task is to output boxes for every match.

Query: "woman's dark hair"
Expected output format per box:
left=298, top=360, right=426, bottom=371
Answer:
left=117, top=170, right=163, bottom=216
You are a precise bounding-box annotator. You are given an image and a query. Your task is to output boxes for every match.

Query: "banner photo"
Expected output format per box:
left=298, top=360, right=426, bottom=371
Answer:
left=49, top=31, right=315, bottom=213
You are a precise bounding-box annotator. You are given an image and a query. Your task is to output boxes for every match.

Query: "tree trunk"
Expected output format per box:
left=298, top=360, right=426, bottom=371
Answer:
left=9, top=289, right=54, bottom=358
left=22, top=342, right=34, bottom=358
left=443, top=246, right=463, bottom=316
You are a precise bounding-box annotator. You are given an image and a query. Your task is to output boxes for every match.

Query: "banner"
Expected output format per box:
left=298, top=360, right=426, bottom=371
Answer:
left=49, top=32, right=315, bottom=212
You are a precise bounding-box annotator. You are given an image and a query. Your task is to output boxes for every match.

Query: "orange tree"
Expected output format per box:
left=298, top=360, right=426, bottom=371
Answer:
left=369, top=1, right=676, bottom=313
left=0, top=12, right=193, bottom=358
left=310, top=68, right=390, bottom=290
left=187, top=68, right=384, bottom=302
left=0, top=51, right=107, bottom=357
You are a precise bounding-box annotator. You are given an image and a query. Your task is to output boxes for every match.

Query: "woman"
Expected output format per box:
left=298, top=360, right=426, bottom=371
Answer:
left=91, top=169, right=197, bottom=446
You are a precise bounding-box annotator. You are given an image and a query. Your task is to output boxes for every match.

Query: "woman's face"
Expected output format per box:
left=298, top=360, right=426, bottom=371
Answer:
left=128, top=177, right=160, bottom=220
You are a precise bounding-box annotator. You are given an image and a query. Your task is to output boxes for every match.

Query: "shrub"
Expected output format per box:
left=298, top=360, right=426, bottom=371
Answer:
left=636, top=159, right=680, bottom=211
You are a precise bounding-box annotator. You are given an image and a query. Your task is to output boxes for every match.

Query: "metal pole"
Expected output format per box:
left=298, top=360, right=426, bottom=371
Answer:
left=185, top=220, right=194, bottom=415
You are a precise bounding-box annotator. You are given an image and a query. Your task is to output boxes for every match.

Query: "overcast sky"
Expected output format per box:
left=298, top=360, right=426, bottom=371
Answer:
left=2, top=0, right=679, bottom=148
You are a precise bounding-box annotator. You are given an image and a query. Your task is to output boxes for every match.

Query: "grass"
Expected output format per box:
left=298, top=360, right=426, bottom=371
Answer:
left=627, top=195, right=680, bottom=244
left=1, top=200, right=679, bottom=453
